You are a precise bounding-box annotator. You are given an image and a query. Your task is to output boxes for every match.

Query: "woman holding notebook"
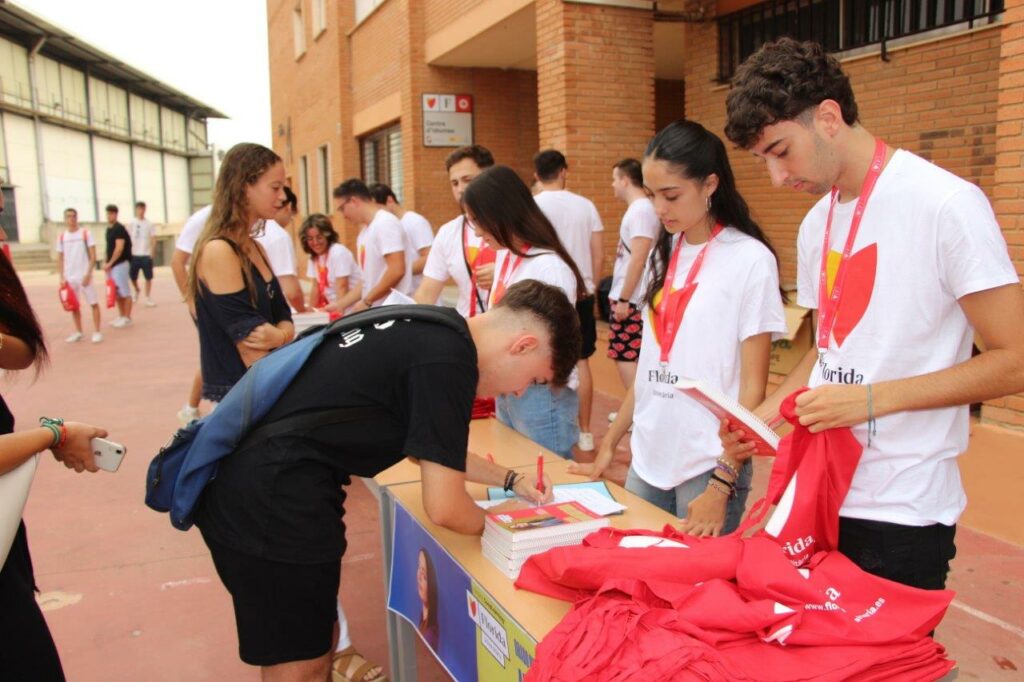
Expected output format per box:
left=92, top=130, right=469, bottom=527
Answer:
left=570, top=120, right=786, bottom=535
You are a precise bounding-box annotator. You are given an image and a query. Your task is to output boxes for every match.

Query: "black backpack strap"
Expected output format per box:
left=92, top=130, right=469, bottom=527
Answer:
left=236, top=406, right=380, bottom=453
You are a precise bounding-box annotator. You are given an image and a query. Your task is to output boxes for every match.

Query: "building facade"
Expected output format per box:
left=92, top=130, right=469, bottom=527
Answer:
left=0, top=3, right=221, bottom=245
left=268, top=0, right=1024, bottom=428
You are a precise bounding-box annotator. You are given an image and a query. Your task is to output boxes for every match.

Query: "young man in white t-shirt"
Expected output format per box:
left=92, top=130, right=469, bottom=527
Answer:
left=261, top=186, right=307, bottom=312
left=55, top=208, right=103, bottom=343
left=608, top=158, right=660, bottom=395
left=369, top=183, right=433, bottom=295
left=533, top=150, right=604, bottom=451
left=334, top=178, right=409, bottom=311
left=128, top=201, right=157, bottom=307
left=724, top=38, right=1024, bottom=591
left=414, top=145, right=496, bottom=316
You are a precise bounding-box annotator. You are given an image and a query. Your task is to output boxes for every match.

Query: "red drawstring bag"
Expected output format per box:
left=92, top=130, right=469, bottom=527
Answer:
left=58, top=282, right=79, bottom=312
left=471, top=397, right=495, bottom=419
left=735, top=387, right=862, bottom=566
left=105, top=276, right=116, bottom=308
left=316, top=263, right=330, bottom=308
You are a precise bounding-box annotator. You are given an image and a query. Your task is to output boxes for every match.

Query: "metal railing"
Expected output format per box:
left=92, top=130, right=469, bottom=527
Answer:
left=717, top=0, right=1003, bottom=81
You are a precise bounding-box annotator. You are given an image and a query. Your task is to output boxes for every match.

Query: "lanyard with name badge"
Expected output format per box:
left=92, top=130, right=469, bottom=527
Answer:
left=653, top=223, right=722, bottom=366
left=462, top=219, right=495, bottom=316
left=817, top=138, right=888, bottom=367
left=490, top=247, right=528, bottom=306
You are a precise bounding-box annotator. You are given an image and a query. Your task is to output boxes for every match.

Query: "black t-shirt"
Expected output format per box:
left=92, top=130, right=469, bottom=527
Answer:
left=105, top=223, right=132, bottom=265
left=196, top=313, right=478, bottom=564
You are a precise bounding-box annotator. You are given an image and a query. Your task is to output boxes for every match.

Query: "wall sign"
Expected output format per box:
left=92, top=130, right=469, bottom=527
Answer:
left=423, top=93, right=473, bottom=147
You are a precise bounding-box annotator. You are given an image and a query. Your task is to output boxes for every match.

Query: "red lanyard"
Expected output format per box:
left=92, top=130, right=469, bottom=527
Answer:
left=653, top=224, right=722, bottom=364
left=463, top=221, right=495, bottom=316
left=817, top=138, right=888, bottom=352
left=490, top=248, right=526, bottom=306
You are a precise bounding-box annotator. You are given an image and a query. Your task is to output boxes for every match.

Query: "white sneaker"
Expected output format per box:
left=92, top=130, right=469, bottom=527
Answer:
left=111, top=317, right=125, bottom=328
left=145, top=299, right=157, bottom=308
left=65, top=332, right=83, bottom=343
left=121, top=318, right=133, bottom=327
left=91, top=332, right=103, bottom=343
left=131, top=291, right=139, bottom=302
left=578, top=432, right=595, bottom=451
left=177, top=405, right=200, bottom=426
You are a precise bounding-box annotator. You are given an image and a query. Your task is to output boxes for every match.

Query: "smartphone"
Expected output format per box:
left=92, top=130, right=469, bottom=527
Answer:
left=90, top=437, right=127, bottom=472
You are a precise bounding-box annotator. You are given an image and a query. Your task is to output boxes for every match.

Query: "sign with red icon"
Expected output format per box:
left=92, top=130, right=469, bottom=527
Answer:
left=422, top=92, right=473, bottom=147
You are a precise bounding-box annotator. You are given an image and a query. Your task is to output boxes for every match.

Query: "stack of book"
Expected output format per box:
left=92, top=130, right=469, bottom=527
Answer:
left=481, top=501, right=610, bottom=579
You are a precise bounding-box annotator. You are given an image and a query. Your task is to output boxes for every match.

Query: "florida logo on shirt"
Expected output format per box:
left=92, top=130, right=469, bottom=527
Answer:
left=825, top=244, right=877, bottom=347
left=358, top=244, right=366, bottom=270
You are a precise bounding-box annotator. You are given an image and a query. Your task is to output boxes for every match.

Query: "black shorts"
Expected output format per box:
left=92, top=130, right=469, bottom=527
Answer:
left=202, top=533, right=340, bottom=666
left=838, top=517, right=956, bottom=590
left=607, top=303, right=643, bottom=362
left=576, top=296, right=597, bottom=360
left=130, top=255, right=154, bottom=281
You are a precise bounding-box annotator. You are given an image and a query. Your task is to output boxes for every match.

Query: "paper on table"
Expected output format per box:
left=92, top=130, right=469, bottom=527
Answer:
left=475, top=487, right=627, bottom=517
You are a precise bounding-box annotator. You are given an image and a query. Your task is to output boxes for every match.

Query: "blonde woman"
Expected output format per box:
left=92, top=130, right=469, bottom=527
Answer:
left=186, top=143, right=295, bottom=403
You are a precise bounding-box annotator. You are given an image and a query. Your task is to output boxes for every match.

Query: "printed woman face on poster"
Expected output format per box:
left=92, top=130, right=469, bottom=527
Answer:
left=417, top=548, right=439, bottom=649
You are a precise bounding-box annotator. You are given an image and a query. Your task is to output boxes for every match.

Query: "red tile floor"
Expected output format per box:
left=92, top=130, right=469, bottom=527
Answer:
left=6, top=268, right=1022, bottom=680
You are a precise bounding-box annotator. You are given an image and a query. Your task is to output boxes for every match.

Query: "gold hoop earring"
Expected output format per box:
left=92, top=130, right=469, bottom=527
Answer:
left=706, top=195, right=712, bottom=212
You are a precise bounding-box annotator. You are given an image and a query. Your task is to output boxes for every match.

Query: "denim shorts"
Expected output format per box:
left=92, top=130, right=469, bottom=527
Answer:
left=110, top=261, right=131, bottom=298
left=130, top=255, right=154, bottom=281
left=496, top=383, right=579, bottom=459
left=625, top=459, right=753, bottom=534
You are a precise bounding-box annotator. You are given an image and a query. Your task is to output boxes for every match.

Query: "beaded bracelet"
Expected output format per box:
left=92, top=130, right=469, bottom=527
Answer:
left=707, top=480, right=732, bottom=498
left=503, top=469, right=521, bottom=493
left=715, top=457, right=739, bottom=480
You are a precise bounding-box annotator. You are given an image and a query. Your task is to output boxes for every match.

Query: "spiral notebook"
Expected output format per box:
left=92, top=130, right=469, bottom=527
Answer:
left=674, top=378, right=780, bottom=455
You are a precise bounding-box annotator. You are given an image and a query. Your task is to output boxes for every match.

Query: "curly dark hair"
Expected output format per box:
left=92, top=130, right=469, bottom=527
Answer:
left=495, top=279, right=581, bottom=388
left=724, top=38, right=859, bottom=150
left=298, top=213, right=339, bottom=257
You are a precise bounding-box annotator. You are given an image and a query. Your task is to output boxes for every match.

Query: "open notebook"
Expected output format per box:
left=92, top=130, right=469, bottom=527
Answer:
left=674, top=378, right=780, bottom=455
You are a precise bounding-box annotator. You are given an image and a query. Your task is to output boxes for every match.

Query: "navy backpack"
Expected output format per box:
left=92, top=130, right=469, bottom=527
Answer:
left=145, top=305, right=469, bottom=530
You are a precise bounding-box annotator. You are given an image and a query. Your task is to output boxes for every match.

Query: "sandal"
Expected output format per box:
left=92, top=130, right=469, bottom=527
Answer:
left=332, top=645, right=388, bottom=682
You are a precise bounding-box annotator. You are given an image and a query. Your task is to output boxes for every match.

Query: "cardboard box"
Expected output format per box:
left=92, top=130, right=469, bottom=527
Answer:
left=770, top=303, right=813, bottom=376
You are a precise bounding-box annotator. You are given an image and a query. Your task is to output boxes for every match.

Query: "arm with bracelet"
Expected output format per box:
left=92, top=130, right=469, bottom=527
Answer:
left=0, top=418, right=108, bottom=475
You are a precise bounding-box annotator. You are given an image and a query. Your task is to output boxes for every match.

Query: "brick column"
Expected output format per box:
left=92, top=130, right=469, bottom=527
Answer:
left=988, top=0, right=1024, bottom=430
left=535, top=0, right=656, bottom=271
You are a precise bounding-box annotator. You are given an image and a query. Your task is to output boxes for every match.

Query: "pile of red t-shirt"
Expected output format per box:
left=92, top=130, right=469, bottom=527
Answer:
left=515, top=390, right=956, bottom=681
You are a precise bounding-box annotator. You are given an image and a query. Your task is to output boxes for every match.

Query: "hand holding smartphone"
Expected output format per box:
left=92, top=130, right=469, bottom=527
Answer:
left=90, top=437, right=127, bottom=472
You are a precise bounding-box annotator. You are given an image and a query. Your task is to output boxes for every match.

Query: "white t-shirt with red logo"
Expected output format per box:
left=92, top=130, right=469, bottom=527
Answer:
left=631, top=229, right=786, bottom=488
left=609, top=197, right=661, bottom=304
left=400, top=210, right=434, bottom=294
left=422, top=215, right=491, bottom=317
left=796, top=149, right=1019, bottom=527
left=56, top=228, right=96, bottom=281
left=306, top=242, right=359, bottom=304
left=357, top=209, right=410, bottom=306
left=534, top=190, right=604, bottom=295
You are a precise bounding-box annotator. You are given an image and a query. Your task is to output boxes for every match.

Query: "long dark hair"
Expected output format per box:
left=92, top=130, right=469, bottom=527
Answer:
left=418, top=549, right=438, bottom=633
left=643, top=120, right=783, bottom=309
left=461, top=165, right=585, bottom=299
left=0, top=254, right=48, bottom=373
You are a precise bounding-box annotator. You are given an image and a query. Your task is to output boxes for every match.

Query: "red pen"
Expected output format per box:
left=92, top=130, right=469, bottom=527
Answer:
left=536, top=454, right=544, bottom=494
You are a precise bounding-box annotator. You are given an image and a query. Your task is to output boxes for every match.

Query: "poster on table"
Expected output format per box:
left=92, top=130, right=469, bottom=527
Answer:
left=387, top=503, right=477, bottom=681
left=468, top=582, right=536, bottom=682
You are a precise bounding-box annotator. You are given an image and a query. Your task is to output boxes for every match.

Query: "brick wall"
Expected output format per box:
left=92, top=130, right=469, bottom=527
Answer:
left=536, top=0, right=656, bottom=279
left=350, top=1, right=404, bottom=115
left=423, top=0, right=488, bottom=37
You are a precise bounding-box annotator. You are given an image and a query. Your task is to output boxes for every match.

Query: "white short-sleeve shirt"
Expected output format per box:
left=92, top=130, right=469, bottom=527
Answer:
left=254, top=220, right=297, bottom=278
left=630, top=229, right=786, bottom=488
left=176, top=205, right=211, bottom=255
left=609, top=197, right=661, bottom=303
left=56, top=228, right=96, bottom=281
left=128, top=218, right=156, bottom=256
left=401, top=210, right=434, bottom=294
left=358, top=209, right=411, bottom=305
left=306, top=242, right=358, bottom=303
left=796, top=149, right=1019, bottom=526
left=488, top=247, right=578, bottom=307
left=422, top=216, right=492, bottom=316
left=534, top=190, right=604, bottom=295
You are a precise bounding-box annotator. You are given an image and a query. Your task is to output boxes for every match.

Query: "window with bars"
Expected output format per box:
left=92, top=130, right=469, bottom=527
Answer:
left=360, top=124, right=403, bottom=203
left=718, top=0, right=1003, bottom=81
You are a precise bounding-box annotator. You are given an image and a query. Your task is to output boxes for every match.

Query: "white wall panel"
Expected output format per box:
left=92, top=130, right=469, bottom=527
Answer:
left=40, top=122, right=94, bottom=221
left=93, top=136, right=133, bottom=218
left=132, top=145, right=165, bottom=222
left=163, top=154, right=190, bottom=223
left=2, top=113, right=42, bottom=242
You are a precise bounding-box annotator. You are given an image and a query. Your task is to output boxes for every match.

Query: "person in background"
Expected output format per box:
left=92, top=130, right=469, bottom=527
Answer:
left=185, top=143, right=294, bottom=404
left=606, top=158, right=660, bottom=420
left=127, top=201, right=158, bottom=307
left=259, top=186, right=307, bottom=312
left=300, top=213, right=361, bottom=316
left=533, top=149, right=604, bottom=453
left=414, top=145, right=496, bottom=315
left=0, top=250, right=109, bottom=681
left=416, top=549, right=439, bottom=650
left=572, top=120, right=786, bottom=537
left=463, top=165, right=587, bottom=460
left=171, top=205, right=212, bottom=425
left=369, top=183, right=433, bottom=295
left=102, top=204, right=133, bottom=328
left=55, top=208, right=102, bottom=344
left=334, top=179, right=409, bottom=311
